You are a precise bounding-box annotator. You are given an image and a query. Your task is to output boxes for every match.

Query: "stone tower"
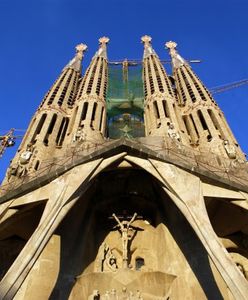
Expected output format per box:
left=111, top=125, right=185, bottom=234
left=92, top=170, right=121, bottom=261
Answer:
left=166, top=41, right=245, bottom=160
left=142, top=35, right=188, bottom=144
left=0, top=37, right=248, bottom=300
left=2, top=43, right=87, bottom=183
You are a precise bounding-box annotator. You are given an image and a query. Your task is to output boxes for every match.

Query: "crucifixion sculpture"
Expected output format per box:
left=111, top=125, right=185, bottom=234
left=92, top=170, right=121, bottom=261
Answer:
left=112, top=212, right=137, bottom=269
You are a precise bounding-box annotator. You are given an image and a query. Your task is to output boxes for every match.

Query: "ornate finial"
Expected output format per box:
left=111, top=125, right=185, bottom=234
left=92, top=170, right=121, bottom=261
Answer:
left=75, top=43, right=88, bottom=53
left=141, top=35, right=156, bottom=59
left=99, top=36, right=110, bottom=45
left=165, top=40, right=186, bottom=68
left=165, top=41, right=177, bottom=50
left=141, top=35, right=152, bottom=45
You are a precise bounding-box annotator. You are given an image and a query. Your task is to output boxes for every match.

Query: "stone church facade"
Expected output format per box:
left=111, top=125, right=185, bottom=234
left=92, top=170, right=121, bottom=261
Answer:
left=0, top=36, right=248, bottom=299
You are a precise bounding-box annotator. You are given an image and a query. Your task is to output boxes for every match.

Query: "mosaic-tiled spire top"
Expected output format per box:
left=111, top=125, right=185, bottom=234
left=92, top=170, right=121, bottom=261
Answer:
left=63, top=43, right=88, bottom=72
left=166, top=41, right=187, bottom=69
left=93, top=36, right=110, bottom=60
left=141, top=35, right=157, bottom=59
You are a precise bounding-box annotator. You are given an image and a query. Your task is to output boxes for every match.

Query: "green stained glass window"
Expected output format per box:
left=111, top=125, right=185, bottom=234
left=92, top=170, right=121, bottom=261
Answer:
left=107, top=63, right=145, bottom=139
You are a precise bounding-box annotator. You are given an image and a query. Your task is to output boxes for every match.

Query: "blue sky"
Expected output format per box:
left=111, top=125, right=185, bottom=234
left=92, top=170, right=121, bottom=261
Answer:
left=0, top=0, right=248, bottom=181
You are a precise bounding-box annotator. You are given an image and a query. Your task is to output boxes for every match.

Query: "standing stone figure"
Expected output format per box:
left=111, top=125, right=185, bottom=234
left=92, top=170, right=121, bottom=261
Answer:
left=88, top=289, right=100, bottom=300
left=107, top=254, right=118, bottom=272
left=109, top=288, right=118, bottom=300
left=96, top=242, right=118, bottom=272
left=224, top=140, right=236, bottom=159
left=167, top=122, right=180, bottom=141
left=19, top=143, right=33, bottom=164
left=112, top=213, right=137, bottom=268
left=102, top=290, right=110, bottom=300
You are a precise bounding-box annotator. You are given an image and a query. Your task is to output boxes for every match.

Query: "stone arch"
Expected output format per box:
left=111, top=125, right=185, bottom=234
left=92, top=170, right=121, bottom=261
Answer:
left=1, top=152, right=248, bottom=299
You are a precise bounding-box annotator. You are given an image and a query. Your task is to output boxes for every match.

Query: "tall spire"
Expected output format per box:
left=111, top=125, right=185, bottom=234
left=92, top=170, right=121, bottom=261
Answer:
left=3, top=43, right=87, bottom=183
left=166, top=41, right=187, bottom=69
left=165, top=40, right=213, bottom=106
left=39, top=42, right=87, bottom=110
left=141, top=35, right=188, bottom=143
left=69, top=37, right=110, bottom=145
left=165, top=40, right=246, bottom=160
left=141, top=35, right=157, bottom=59
left=63, top=43, right=87, bottom=72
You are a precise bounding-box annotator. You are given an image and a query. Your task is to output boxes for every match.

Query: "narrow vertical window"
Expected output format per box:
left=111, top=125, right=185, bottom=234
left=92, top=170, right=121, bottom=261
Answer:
left=90, top=102, right=97, bottom=129
left=56, top=117, right=69, bottom=146
left=182, top=115, right=191, bottom=136
left=99, top=107, right=104, bottom=131
left=34, top=160, right=40, bottom=171
left=43, top=114, right=57, bottom=145
left=197, top=110, right=212, bottom=141
left=208, top=109, right=219, bottom=130
left=31, top=113, right=47, bottom=144
left=81, top=102, right=88, bottom=122
left=162, top=100, right=169, bottom=118
left=153, top=101, right=160, bottom=118
left=197, top=110, right=208, bottom=130
left=189, top=114, right=199, bottom=138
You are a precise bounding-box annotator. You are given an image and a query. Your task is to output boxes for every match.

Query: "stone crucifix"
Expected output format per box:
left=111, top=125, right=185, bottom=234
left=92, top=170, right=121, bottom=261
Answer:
left=112, top=212, right=137, bottom=269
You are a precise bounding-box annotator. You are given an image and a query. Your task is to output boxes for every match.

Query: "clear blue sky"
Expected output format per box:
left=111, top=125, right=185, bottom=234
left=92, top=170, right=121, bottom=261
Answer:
left=0, top=0, right=248, bottom=181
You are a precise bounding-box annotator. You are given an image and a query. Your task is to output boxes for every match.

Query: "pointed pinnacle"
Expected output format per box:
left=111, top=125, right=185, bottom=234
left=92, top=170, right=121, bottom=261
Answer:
left=99, top=36, right=110, bottom=46
left=141, top=35, right=156, bottom=59
left=165, top=40, right=186, bottom=68
left=165, top=41, right=177, bottom=50
left=63, top=43, right=87, bottom=72
left=76, top=43, right=88, bottom=53
left=141, top=35, right=152, bottom=46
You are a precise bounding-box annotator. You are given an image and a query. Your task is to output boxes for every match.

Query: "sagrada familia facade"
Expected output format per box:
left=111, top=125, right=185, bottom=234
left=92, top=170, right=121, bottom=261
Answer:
left=0, top=36, right=248, bottom=299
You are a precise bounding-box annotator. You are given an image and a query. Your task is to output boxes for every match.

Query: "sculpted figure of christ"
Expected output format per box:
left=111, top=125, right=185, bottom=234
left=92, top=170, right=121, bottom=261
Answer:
left=112, top=212, right=137, bottom=268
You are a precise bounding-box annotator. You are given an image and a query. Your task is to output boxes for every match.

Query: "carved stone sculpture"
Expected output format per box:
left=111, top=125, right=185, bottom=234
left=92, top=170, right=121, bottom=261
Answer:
left=224, top=140, right=236, bottom=159
left=167, top=123, right=180, bottom=141
left=88, top=289, right=100, bottom=300
left=96, top=242, right=118, bottom=272
left=112, top=213, right=137, bottom=268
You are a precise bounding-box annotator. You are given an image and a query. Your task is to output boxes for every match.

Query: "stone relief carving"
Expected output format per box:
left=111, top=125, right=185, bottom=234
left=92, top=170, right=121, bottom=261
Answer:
left=95, top=242, right=118, bottom=272
left=7, top=143, right=34, bottom=179
left=89, top=288, right=144, bottom=300
left=73, top=127, right=87, bottom=142
left=88, top=289, right=100, bottom=299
